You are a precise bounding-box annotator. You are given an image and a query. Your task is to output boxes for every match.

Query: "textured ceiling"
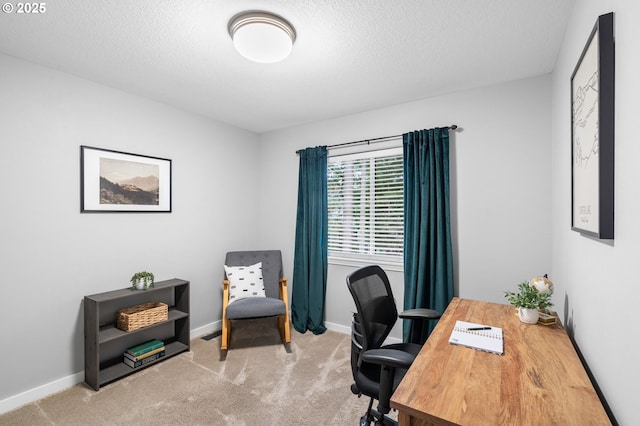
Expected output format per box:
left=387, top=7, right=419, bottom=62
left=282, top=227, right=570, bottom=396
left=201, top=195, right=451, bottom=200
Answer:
left=0, top=0, right=574, bottom=133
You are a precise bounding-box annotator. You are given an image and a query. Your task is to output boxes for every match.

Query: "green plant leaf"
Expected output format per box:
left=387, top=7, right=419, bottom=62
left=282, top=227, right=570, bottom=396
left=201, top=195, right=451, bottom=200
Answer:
left=504, top=281, right=553, bottom=310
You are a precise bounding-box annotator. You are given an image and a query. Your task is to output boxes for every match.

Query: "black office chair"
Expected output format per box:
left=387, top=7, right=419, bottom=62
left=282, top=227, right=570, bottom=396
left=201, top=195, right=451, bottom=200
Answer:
left=346, top=265, right=441, bottom=426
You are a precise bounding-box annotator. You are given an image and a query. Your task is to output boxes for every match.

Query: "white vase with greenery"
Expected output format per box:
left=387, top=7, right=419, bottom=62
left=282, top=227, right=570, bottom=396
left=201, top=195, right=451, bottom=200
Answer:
left=130, top=271, right=155, bottom=290
left=504, top=281, right=553, bottom=324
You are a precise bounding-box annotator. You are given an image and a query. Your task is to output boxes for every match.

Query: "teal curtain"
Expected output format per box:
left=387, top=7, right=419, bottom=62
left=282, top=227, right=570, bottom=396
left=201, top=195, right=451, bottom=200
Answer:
left=403, top=128, right=454, bottom=343
left=292, top=146, right=328, bottom=335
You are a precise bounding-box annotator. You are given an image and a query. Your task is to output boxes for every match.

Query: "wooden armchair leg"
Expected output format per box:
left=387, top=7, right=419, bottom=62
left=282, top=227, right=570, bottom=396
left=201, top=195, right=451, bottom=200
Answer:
left=279, top=314, right=291, bottom=344
left=221, top=319, right=231, bottom=350
left=279, top=277, right=291, bottom=344
left=284, top=318, right=291, bottom=343
left=222, top=279, right=231, bottom=350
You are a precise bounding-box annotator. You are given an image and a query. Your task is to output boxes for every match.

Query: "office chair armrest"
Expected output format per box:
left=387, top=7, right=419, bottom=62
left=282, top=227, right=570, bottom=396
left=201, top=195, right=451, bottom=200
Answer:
left=361, top=348, right=415, bottom=369
left=400, top=308, right=441, bottom=345
left=399, top=308, right=441, bottom=321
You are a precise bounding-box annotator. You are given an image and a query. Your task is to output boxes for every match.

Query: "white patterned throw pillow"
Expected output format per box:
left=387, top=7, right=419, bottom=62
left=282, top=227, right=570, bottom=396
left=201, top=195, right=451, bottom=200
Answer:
left=224, top=262, right=266, bottom=304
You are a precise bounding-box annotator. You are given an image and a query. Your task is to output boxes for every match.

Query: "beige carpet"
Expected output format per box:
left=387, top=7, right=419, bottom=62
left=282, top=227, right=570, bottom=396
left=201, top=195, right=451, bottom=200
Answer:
left=0, top=319, right=392, bottom=425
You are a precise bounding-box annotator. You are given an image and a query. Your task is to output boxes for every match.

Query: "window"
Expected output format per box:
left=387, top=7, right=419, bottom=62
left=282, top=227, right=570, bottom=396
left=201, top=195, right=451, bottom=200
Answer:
left=327, top=147, right=404, bottom=267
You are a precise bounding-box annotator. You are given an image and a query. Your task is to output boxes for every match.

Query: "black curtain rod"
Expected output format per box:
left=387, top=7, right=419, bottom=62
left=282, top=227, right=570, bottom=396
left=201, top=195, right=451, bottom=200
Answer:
left=295, top=125, right=458, bottom=154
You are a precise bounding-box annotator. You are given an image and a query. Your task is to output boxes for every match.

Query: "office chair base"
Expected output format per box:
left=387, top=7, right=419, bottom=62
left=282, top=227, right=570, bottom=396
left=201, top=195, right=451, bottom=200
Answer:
left=359, top=413, right=397, bottom=426
left=358, top=397, right=397, bottom=426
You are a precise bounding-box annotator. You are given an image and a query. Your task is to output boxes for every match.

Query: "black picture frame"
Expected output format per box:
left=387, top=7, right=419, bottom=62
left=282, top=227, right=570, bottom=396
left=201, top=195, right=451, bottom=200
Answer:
left=81, top=146, right=172, bottom=213
left=571, top=12, right=614, bottom=239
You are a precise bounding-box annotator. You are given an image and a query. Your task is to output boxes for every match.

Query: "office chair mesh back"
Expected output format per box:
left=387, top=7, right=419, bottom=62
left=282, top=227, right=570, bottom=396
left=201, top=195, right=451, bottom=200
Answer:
left=348, top=268, right=398, bottom=353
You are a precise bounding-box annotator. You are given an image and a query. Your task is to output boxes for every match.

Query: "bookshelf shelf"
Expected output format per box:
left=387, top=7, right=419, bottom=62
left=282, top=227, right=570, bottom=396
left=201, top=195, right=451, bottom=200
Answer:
left=99, top=341, right=189, bottom=385
left=98, top=309, right=189, bottom=344
left=84, top=279, right=190, bottom=390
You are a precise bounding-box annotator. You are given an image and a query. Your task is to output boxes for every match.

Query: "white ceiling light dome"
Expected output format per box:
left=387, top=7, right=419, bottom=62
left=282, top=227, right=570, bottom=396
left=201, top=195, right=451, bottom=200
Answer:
left=228, top=11, right=296, bottom=64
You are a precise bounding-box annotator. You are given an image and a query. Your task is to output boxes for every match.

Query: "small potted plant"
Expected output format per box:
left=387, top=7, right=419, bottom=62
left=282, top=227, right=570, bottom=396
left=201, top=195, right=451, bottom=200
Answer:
left=504, top=281, right=553, bottom=324
left=130, top=271, right=155, bottom=290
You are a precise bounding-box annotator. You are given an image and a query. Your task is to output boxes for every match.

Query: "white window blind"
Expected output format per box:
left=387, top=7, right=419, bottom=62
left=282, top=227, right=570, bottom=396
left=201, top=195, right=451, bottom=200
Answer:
left=327, top=147, right=404, bottom=264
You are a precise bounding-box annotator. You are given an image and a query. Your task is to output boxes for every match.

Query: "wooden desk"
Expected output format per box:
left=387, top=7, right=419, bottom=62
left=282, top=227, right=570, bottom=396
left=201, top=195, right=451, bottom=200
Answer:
left=391, top=297, right=610, bottom=425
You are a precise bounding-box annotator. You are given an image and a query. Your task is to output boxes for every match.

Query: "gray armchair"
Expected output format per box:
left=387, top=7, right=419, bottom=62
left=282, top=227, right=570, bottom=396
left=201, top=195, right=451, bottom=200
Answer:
left=221, top=250, right=291, bottom=350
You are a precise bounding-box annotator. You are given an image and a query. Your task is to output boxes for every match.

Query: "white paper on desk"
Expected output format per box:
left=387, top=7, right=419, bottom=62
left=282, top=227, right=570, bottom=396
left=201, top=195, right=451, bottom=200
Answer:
left=448, top=320, right=504, bottom=355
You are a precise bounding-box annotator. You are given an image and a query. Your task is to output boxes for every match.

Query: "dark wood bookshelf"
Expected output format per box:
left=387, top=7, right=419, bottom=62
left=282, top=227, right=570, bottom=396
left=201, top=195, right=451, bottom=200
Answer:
left=84, top=279, right=190, bottom=390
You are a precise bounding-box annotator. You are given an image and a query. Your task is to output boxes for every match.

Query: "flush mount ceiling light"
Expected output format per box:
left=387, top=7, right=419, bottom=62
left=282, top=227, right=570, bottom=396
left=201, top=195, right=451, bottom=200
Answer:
left=228, top=11, right=296, bottom=63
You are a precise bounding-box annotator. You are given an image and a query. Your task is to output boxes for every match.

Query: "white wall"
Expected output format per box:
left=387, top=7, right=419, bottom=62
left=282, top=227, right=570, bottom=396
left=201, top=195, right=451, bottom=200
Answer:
left=6, top=3, right=634, bottom=418
left=259, top=75, right=553, bottom=340
left=0, top=54, right=260, bottom=407
left=551, top=1, right=640, bottom=424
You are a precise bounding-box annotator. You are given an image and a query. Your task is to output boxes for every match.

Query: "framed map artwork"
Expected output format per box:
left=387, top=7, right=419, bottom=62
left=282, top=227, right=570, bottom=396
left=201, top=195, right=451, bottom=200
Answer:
left=571, top=12, right=614, bottom=239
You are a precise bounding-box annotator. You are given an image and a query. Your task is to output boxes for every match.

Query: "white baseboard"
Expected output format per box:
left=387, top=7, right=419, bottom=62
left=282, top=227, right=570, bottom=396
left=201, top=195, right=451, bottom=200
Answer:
left=324, top=320, right=350, bottom=336
left=0, top=371, right=84, bottom=415
left=324, top=320, right=402, bottom=344
left=0, top=320, right=224, bottom=416
left=191, top=320, right=221, bottom=339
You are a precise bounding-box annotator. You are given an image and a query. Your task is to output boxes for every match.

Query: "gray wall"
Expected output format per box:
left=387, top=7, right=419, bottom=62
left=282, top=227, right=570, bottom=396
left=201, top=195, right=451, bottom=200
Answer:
left=550, top=1, right=640, bottom=424
left=258, top=75, right=553, bottom=340
left=0, top=54, right=260, bottom=405
left=3, top=0, right=639, bottom=421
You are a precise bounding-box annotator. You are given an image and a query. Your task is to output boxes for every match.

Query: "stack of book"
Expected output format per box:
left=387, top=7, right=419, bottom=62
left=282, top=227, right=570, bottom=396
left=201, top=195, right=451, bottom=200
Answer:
left=537, top=311, right=557, bottom=325
left=124, top=339, right=165, bottom=368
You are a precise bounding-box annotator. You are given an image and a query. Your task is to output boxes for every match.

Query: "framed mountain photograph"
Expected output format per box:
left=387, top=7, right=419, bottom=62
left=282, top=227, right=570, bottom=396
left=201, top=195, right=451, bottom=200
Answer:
left=81, top=146, right=172, bottom=213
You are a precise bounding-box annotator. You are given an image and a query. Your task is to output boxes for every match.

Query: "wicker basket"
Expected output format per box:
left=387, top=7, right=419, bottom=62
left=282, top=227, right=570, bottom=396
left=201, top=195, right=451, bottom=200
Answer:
left=117, top=302, right=168, bottom=332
